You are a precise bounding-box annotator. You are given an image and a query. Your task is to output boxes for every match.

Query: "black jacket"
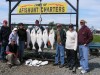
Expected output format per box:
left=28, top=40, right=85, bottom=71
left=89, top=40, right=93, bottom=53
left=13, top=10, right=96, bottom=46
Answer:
left=55, top=29, right=66, bottom=46
left=17, top=28, right=27, bottom=42
left=6, top=44, right=18, bottom=54
left=0, top=26, right=11, bottom=42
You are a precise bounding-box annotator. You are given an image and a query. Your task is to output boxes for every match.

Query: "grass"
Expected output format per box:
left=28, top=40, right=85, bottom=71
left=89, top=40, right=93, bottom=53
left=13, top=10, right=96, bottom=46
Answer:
left=93, top=34, right=100, bottom=42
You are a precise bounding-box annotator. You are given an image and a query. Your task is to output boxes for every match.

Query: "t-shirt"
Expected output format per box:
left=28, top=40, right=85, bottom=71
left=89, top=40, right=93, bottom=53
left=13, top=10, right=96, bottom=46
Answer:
left=6, top=44, right=18, bottom=54
left=57, top=30, right=61, bottom=44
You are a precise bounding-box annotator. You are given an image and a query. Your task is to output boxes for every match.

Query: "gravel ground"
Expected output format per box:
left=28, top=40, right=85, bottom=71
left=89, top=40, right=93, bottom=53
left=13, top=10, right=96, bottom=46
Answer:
left=0, top=50, right=100, bottom=75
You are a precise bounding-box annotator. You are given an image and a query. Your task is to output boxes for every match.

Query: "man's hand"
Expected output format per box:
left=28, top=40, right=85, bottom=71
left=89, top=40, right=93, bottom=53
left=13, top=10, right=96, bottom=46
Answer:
left=84, top=44, right=87, bottom=46
left=59, top=42, right=62, bottom=45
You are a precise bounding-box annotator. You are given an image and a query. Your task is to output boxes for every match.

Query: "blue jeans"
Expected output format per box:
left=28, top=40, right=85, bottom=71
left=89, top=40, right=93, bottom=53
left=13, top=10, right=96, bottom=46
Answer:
left=0, top=40, right=8, bottom=60
left=18, top=41, right=25, bottom=61
left=55, top=43, right=65, bottom=65
left=79, top=45, right=89, bottom=71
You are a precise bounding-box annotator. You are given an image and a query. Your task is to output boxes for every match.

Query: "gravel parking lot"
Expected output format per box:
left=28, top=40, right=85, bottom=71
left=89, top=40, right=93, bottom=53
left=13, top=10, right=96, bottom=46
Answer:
left=0, top=50, right=100, bottom=75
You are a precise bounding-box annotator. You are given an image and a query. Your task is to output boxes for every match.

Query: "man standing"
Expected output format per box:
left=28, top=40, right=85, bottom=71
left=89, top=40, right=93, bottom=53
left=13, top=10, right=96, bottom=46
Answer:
left=78, top=20, right=93, bottom=74
left=0, top=20, right=11, bottom=62
left=53, top=24, right=66, bottom=68
left=17, top=23, right=27, bottom=62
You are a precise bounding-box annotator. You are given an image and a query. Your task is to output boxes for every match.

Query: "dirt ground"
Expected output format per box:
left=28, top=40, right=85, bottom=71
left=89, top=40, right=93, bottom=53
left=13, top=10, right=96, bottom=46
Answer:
left=0, top=50, right=100, bottom=75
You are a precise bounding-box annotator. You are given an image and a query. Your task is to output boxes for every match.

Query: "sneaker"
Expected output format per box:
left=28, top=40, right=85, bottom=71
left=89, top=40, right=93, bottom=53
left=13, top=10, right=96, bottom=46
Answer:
left=53, top=63, right=59, bottom=66
left=69, top=66, right=73, bottom=70
left=78, top=67, right=83, bottom=70
left=81, top=70, right=87, bottom=74
left=65, top=65, right=70, bottom=68
left=8, top=64, right=13, bottom=68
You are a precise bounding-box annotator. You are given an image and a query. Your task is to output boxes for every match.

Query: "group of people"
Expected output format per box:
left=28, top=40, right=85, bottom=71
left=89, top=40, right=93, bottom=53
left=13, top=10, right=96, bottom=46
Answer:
left=0, top=21, right=27, bottom=68
left=53, top=20, right=93, bottom=74
left=0, top=19, right=93, bottom=74
left=0, top=20, right=45, bottom=68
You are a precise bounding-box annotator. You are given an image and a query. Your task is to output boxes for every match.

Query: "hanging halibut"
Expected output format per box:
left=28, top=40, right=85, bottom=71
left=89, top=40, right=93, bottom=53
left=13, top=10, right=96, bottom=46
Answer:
left=49, top=28, right=55, bottom=50
left=36, top=28, right=43, bottom=52
left=42, top=28, right=49, bottom=48
left=31, top=28, right=36, bottom=49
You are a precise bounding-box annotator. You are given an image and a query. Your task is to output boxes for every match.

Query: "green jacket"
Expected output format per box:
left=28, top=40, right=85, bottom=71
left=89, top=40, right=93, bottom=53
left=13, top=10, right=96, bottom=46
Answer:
left=55, top=29, right=66, bottom=46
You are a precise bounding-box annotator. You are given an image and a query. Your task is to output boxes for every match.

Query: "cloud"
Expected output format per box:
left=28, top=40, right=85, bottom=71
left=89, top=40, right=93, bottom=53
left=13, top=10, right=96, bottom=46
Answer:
left=0, top=0, right=100, bottom=28
left=0, top=2, right=8, bottom=6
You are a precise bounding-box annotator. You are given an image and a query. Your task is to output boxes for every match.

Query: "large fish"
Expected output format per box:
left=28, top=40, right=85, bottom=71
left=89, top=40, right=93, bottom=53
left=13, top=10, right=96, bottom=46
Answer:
left=49, top=28, right=55, bottom=50
left=31, top=28, right=36, bottom=49
left=26, top=28, right=31, bottom=48
left=42, top=28, right=49, bottom=48
left=36, top=28, right=43, bottom=52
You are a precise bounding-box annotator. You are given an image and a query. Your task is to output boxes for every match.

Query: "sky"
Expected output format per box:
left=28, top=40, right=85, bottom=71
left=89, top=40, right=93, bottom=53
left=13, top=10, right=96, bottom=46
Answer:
left=0, top=0, right=100, bottom=29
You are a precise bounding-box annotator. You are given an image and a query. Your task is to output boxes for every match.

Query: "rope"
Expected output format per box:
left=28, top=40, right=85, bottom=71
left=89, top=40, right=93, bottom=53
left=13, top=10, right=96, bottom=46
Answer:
left=39, top=0, right=42, bottom=24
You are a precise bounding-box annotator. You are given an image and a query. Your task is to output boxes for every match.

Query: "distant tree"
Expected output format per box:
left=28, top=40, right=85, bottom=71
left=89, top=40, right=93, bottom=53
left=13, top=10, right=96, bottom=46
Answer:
left=48, top=21, right=56, bottom=30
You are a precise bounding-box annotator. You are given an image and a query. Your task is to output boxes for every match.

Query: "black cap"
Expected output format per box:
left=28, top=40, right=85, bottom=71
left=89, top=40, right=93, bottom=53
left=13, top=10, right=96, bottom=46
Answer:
left=69, top=24, right=74, bottom=28
left=35, top=20, right=39, bottom=23
left=18, top=23, right=24, bottom=26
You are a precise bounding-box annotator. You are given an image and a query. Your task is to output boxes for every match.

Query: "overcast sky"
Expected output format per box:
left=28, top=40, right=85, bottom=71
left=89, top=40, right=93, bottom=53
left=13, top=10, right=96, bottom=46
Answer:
left=0, top=0, right=100, bottom=29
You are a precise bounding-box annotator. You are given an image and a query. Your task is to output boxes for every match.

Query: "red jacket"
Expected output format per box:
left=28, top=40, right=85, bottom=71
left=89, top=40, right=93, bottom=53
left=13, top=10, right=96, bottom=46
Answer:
left=78, top=25, right=93, bottom=45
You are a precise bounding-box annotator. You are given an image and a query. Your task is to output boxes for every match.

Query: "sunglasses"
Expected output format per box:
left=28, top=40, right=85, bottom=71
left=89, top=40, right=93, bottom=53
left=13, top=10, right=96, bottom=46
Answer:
left=80, top=22, right=84, bottom=23
left=12, top=41, right=15, bottom=42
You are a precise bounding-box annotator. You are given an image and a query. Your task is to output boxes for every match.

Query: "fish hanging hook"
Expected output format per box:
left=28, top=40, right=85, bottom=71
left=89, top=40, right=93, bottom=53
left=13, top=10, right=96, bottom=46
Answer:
left=39, top=0, right=42, bottom=24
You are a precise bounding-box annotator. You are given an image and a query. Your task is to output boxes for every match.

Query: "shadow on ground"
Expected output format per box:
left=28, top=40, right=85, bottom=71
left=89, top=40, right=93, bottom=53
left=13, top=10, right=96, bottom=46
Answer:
left=89, top=62, right=100, bottom=71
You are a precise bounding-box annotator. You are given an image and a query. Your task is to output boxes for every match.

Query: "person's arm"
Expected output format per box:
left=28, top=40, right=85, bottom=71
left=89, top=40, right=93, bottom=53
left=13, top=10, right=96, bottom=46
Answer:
left=63, top=30, right=66, bottom=44
left=60, top=30, right=66, bottom=45
left=17, top=29, right=20, bottom=37
left=8, top=33, right=12, bottom=44
left=54, top=30, right=57, bottom=42
left=25, top=30, right=27, bottom=42
left=0, top=27, right=2, bottom=42
left=2, top=27, right=11, bottom=39
left=85, top=29, right=93, bottom=45
left=74, top=32, right=78, bottom=51
left=6, top=46, right=13, bottom=54
left=17, top=35, right=19, bottom=46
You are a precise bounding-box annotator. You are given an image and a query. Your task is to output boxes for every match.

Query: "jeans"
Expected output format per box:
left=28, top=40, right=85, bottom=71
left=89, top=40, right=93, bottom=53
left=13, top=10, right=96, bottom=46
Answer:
left=55, top=43, right=65, bottom=65
left=18, top=41, right=25, bottom=61
left=79, top=45, right=89, bottom=71
left=0, top=40, right=8, bottom=60
left=66, top=49, right=76, bottom=67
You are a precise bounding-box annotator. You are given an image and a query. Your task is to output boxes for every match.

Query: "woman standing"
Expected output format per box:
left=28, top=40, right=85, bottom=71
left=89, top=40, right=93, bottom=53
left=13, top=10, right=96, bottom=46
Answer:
left=9, top=28, right=18, bottom=45
left=65, top=25, right=77, bottom=70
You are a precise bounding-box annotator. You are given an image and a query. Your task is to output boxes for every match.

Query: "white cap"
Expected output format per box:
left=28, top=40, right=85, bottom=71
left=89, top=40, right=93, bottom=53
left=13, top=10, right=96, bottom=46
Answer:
left=13, top=28, right=17, bottom=31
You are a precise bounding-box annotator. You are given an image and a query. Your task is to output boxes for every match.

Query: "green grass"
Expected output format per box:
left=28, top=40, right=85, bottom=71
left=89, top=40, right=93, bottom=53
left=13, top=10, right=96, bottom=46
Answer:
left=93, top=35, right=100, bottom=42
